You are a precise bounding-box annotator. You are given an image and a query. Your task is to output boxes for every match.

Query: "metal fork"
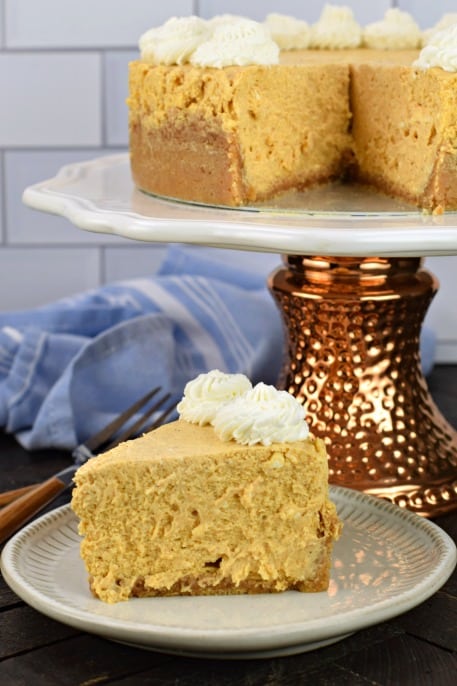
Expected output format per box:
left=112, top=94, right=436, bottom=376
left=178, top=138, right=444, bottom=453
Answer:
left=0, top=387, right=176, bottom=544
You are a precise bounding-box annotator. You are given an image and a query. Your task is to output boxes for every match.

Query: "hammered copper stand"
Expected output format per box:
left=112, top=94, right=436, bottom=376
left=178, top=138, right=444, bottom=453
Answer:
left=269, top=255, right=457, bottom=517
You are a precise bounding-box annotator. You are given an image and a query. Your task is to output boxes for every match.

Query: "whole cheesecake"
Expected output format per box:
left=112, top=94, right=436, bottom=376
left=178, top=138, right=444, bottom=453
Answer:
left=127, top=11, right=457, bottom=213
left=71, top=372, right=342, bottom=603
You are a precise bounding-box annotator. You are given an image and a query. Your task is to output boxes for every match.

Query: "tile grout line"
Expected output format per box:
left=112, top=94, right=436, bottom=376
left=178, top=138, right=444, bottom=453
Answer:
left=0, top=145, right=126, bottom=153
left=0, top=150, right=5, bottom=245
left=90, top=40, right=123, bottom=284
left=100, top=50, right=107, bottom=148
left=99, top=245, right=106, bottom=286
left=0, top=45, right=136, bottom=54
left=0, top=1, right=3, bottom=247
left=0, top=0, right=5, bottom=48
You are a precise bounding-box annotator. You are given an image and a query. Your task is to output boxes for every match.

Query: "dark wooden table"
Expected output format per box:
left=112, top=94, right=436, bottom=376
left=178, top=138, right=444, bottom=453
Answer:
left=1, top=365, right=456, bottom=685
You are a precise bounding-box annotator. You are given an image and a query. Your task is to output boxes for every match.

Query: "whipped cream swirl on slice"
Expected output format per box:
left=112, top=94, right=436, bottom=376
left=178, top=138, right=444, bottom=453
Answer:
left=363, top=9, right=422, bottom=50
left=414, top=23, right=457, bottom=72
left=177, top=370, right=252, bottom=425
left=264, top=13, right=312, bottom=50
left=139, top=16, right=210, bottom=65
left=311, top=4, right=362, bottom=49
left=212, top=382, right=309, bottom=446
left=190, top=17, right=279, bottom=67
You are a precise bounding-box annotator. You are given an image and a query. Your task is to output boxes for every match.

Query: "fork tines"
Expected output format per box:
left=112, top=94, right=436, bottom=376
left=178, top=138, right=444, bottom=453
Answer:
left=82, top=387, right=176, bottom=456
left=103, top=391, right=175, bottom=451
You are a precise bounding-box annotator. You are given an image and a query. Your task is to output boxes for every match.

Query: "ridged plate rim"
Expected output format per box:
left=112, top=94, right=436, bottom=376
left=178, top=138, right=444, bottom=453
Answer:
left=1, top=486, right=455, bottom=659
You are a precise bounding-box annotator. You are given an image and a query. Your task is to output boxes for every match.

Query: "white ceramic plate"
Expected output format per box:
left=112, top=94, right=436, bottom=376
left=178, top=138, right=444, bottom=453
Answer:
left=1, top=486, right=455, bottom=659
left=22, top=154, right=457, bottom=257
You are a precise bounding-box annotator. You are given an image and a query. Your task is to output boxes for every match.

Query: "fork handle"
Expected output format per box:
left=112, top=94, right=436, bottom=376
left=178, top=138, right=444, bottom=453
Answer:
left=0, top=476, right=67, bottom=544
left=0, top=483, right=40, bottom=507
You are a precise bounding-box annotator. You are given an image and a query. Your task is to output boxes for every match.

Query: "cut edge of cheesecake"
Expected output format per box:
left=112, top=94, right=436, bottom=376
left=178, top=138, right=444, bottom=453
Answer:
left=127, top=49, right=457, bottom=213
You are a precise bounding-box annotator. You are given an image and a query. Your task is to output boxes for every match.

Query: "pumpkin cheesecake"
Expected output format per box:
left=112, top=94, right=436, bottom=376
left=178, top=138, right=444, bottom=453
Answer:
left=127, top=10, right=457, bottom=213
left=71, top=371, right=342, bottom=603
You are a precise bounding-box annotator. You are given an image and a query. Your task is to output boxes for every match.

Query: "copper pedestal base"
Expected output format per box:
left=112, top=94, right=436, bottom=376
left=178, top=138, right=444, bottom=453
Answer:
left=269, top=255, right=457, bottom=517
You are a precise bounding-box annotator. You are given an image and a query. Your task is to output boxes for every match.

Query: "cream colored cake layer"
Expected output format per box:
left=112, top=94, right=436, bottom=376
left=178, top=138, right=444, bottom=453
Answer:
left=72, top=420, right=341, bottom=603
left=128, top=61, right=352, bottom=205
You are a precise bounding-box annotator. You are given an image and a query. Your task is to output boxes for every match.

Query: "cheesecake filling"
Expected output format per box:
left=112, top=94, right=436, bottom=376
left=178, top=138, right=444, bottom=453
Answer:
left=72, top=372, right=341, bottom=603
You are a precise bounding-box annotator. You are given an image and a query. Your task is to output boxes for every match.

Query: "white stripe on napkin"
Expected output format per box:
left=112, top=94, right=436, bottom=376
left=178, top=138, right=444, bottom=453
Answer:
left=2, top=326, right=23, bottom=343
left=129, top=279, right=226, bottom=371
left=184, top=276, right=255, bottom=374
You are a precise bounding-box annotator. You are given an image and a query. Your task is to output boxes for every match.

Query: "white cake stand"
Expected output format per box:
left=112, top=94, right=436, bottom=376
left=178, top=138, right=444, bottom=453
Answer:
left=23, top=154, right=457, bottom=517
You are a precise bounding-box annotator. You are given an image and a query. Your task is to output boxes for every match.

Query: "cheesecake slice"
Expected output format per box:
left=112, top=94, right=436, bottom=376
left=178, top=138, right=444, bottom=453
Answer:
left=71, top=372, right=341, bottom=603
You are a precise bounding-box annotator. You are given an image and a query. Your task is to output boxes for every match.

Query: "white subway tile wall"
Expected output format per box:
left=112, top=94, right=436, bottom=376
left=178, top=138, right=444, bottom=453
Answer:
left=104, top=51, right=139, bottom=146
left=104, top=245, right=169, bottom=284
left=0, top=0, right=456, bottom=360
left=4, top=150, right=127, bottom=244
left=198, top=0, right=392, bottom=23
left=0, top=53, right=102, bottom=147
left=0, top=158, right=4, bottom=242
left=4, top=0, right=195, bottom=48
left=0, top=247, right=101, bottom=310
left=424, top=257, right=457, bottom=362
left=397, top=0, right=457, bottom=28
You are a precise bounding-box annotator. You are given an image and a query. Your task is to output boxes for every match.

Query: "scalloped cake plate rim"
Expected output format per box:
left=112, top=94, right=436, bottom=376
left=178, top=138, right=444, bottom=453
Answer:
left=22, top=154, right=457, bottom=258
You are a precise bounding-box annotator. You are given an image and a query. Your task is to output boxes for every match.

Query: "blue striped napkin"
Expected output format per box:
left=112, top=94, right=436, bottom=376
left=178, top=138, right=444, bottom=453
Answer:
left=0, top=246, right=284, bottom=450
left=0, top=245, right=436, bottom=452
